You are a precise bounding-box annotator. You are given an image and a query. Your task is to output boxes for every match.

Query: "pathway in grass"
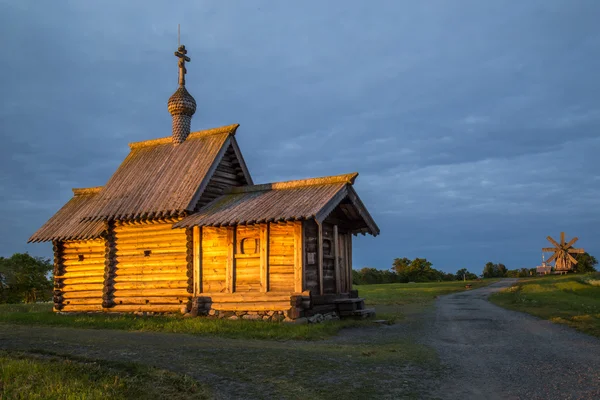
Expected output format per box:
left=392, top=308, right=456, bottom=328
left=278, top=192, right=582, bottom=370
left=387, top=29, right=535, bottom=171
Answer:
left=424, top=279, right=600, bottom=400
left=489, top=273, right=600, bottom=337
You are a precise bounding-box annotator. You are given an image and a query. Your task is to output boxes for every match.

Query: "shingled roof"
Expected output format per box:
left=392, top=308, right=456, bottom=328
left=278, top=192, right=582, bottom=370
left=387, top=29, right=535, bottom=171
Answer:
left=28, top=187, right=106, bottom=243
left=81, top=124, right=250, bottom=221
left=175, top=173, right=379, bottom=236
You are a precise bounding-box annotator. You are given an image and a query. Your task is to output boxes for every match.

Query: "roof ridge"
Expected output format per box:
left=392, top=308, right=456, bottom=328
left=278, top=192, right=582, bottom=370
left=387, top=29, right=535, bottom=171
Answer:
left=72, top=186, right=103, bottom=196
left=128, top=123, right=239, bottom=150
left=226, top=172, right=358, bottom=194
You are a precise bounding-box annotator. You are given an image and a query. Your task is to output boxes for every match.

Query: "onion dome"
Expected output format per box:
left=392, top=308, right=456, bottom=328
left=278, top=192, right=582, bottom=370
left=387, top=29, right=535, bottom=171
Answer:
left=168, top=45, right=196, bottom=145
left=168, top=85, right=197, bottom=116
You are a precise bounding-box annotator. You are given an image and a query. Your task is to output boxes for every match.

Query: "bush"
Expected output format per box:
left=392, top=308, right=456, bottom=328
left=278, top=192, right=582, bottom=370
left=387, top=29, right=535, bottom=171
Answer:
left=0, top=253, right=53, bottom=303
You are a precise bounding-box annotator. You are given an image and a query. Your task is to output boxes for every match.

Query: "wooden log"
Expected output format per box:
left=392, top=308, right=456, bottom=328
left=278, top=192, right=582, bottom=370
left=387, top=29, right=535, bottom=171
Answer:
left=115, top=231, right=186, bottom=241
left=318, top=222, right=323, bottom=295
left=333, top=225, right=341, bottom=294
left=113, top=281, right=188, bottom=290
left=210, top=301, right=292, bottom=312
left=62, top=290, right=104, bottom=299
left=112, top=297, right=188, bottom=305
left=347, top=233, right=353, bottom=291
left=111, top=289, right=190, bottom=298
left=226, top=227, right=235, bottom=293
left=114, top=267, right=187, bottom=276
left=198, top=293, right=293, bottom=301
left=61, top=276, right=105, bottom=284
left=114, top=242, right=187, bottom=251
left=293, top=222, right=303, bottom=293
left=115, top=258, right=187, bottom=266
left=110, top=304, right=183, bottom=313
left=113, top=274, right=186, bottom=282
left=193, top=226, right=202, bottom=295
left=61, top=304, right=104, bottom=312
left=62, top=283, right=104, bottom=292
left=268, top=265, right=293, bottom=274
left=63, top=298, right=103, bottom=305
left=63, top=270, right=105, bottom=279
left=116, top=247, right=187, bottom=256
left=63, top=264, right=105, bottom=273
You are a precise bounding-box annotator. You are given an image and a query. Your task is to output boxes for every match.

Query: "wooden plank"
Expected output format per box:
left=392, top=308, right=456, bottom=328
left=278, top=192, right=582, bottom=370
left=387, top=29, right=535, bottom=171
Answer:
left=347, top=233, right=352, bottom=291
left=226, top=226, right=235, bottom=293
left=194, top=226, right=202, bottom=295
left=293, top=222, right=303, bottom=293
left=318, top=222, right=323, bottom=296
left=333, top=225, right=341, bottom=294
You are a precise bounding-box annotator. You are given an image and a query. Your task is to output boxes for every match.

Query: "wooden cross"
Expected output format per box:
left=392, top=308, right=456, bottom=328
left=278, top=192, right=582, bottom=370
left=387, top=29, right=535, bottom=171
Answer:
left=174, top=45, right=191, bottom=85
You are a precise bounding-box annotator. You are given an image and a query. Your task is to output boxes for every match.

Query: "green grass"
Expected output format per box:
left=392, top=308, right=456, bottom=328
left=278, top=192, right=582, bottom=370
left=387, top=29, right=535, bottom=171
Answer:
left=358, top=279, right=499, bottom=305
left=0, top=303, right=370, bottom=341
left=490, top=273, right=600, bottom=337
left=0, top=280, right=498, bottom=341
left=0, top=350, right=210, bottom=400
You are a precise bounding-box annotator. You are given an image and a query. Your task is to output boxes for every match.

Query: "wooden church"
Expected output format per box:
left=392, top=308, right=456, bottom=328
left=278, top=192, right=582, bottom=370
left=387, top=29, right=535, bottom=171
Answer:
left=29, top=45, right=379, bottom=320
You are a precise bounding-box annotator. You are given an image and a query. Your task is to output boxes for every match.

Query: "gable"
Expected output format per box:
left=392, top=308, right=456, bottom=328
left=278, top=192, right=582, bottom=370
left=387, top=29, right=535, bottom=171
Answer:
left=192, top=137, right=253, bottom=212
left=82, top=124, right=241, bottom=222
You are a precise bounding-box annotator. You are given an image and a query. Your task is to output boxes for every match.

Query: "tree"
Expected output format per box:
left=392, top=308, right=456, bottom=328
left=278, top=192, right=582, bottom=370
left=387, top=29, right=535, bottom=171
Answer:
left=455, top=268, right=478, bottom=281
left=392, top=257, right=411, bottom=274
left=497, top=263, right=508, bottom=277
left=483, top=262, right=508, bottom=278
left=574, top=252, right=597, bottom=273
left=483, top=262, right=495, bottom=278
left=0, top=253, right=53, bottom=303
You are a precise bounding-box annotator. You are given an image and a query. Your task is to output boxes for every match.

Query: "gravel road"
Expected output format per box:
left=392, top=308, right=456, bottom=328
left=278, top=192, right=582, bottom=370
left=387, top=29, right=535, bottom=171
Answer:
left=425, top=279, right=600, bottom=400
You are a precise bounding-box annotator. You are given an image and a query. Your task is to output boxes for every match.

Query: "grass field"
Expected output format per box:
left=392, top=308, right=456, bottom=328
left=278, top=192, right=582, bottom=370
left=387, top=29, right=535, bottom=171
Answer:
left=0, top=350, right=210, bottom=399
left=0, top=280, right=493, bottom=341
left=490, top=273, right=600, bottom=337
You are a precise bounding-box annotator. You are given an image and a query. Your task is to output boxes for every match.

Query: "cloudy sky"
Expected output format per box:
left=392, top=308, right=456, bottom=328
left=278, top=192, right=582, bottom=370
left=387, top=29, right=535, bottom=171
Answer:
left=1, top=1, right=599, bottom=274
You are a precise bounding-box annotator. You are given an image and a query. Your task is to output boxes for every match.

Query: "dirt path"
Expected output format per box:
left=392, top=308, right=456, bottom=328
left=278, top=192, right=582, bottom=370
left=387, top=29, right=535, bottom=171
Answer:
left=424, top=279, right=600, bottom=399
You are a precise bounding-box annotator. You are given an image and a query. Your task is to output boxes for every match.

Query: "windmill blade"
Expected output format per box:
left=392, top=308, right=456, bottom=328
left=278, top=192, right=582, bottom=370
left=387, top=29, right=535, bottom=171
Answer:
left=565, top=237, right=578, bottom=248
left=547, top=252, right=559, bottom=263
left=567, top=253, right=578, bottom=265
left=568, top=248, right=585, bottom=254
left=542, top=247, right=558, bottom=252
left=561, top=232, right=565, bottom=245
left=547, top=236, right=561, bottom=248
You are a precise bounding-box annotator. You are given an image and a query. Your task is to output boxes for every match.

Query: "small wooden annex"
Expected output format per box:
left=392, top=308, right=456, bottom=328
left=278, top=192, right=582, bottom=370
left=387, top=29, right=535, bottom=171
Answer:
left=29, top=44, right=379, bottom=319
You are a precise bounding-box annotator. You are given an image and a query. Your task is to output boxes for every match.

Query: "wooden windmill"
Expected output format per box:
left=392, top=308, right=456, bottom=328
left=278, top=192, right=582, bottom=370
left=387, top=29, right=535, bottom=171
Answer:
left=542, top=232, right=584, bottom=272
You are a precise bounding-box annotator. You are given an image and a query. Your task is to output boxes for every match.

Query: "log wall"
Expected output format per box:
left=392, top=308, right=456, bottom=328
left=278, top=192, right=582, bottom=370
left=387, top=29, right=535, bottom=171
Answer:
left=112, top=222, right=189, bottom=313
left=303, top=220, right=320, bottom=294
left=58, top=238, right=105, bottom=312
left=235, top=225, right=261, bottom=292
left=268, top=222, right=296, bottom=292
left=201, top=226, right=228, bottom=293
left=321, top=223, right=336, bottom=294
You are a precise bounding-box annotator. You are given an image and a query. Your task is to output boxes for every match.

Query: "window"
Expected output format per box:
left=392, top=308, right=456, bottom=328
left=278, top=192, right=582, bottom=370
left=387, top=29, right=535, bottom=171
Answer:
left=78, top=254, right=85, bottom=262
left=144, top=250, right=152, bottom=257
left=240, top=238, right=259, bottom=255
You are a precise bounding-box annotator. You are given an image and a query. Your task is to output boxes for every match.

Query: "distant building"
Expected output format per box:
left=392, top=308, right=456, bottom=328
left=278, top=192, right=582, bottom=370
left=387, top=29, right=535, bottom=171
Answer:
left=536, top=262, right=552, bottom=275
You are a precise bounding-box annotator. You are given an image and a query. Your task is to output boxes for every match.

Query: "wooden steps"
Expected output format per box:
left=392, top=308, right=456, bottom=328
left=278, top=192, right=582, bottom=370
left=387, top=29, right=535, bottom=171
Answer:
left=334, top=297, right=376, bottom=318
